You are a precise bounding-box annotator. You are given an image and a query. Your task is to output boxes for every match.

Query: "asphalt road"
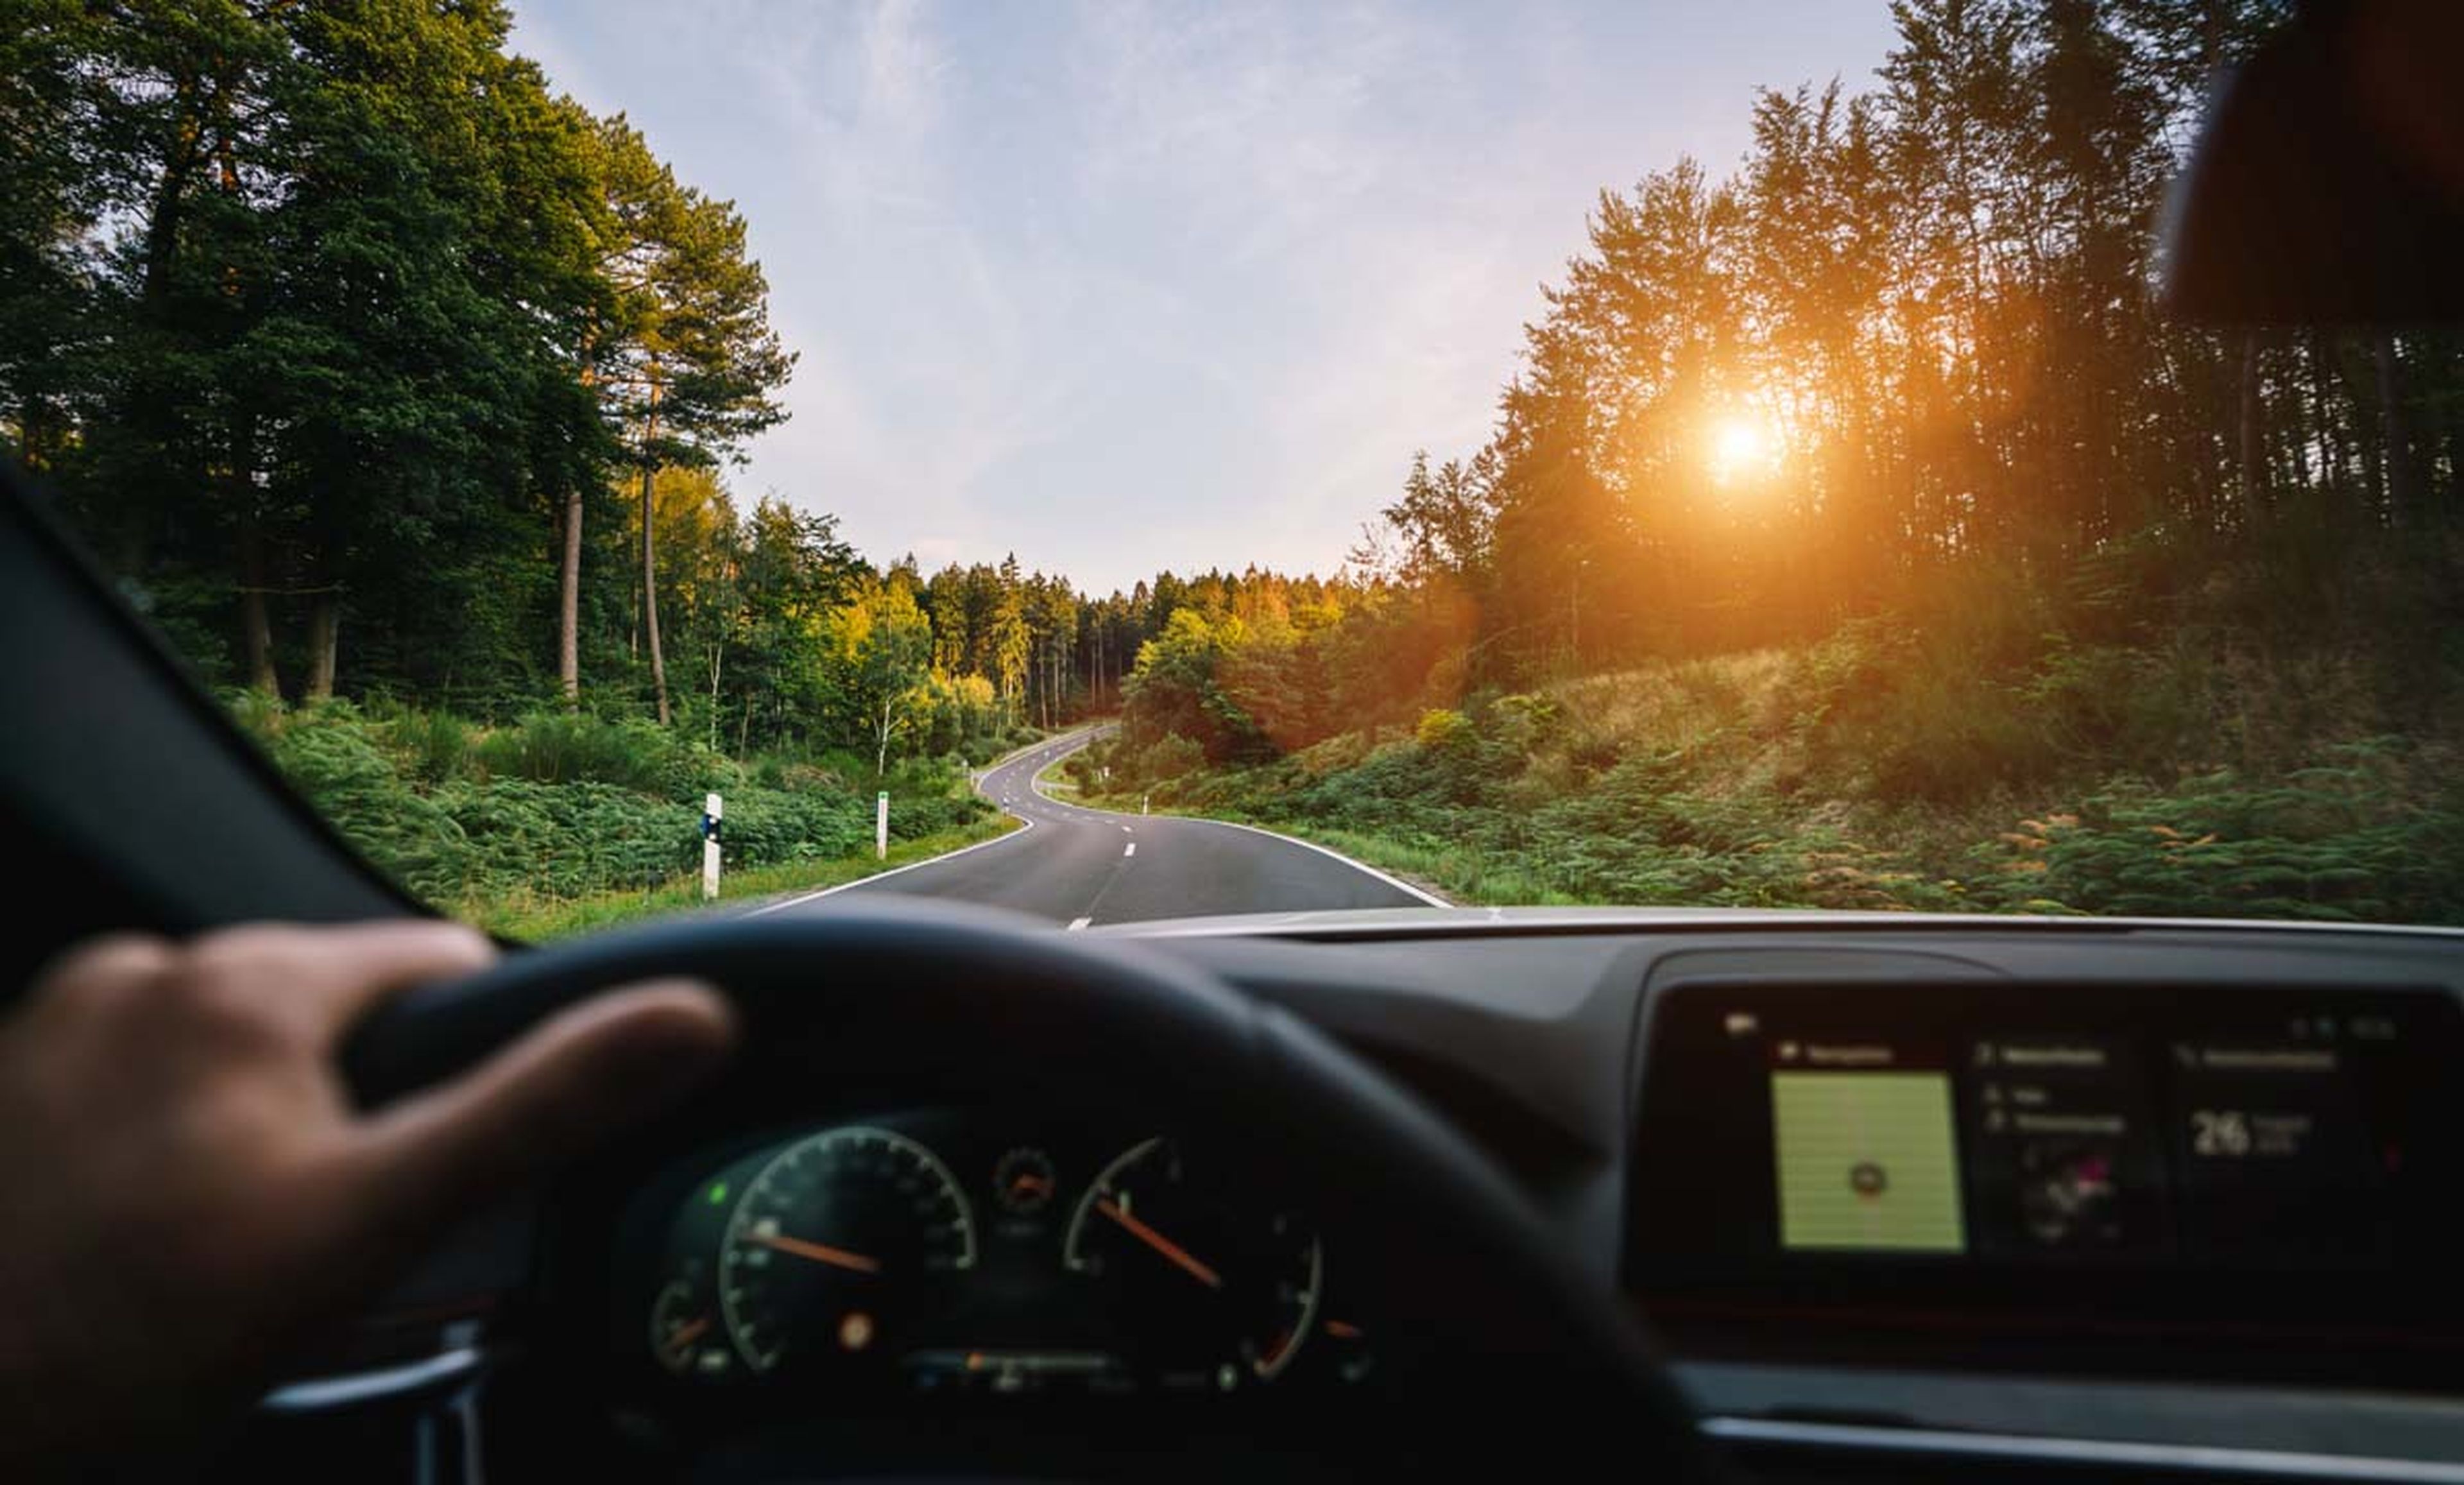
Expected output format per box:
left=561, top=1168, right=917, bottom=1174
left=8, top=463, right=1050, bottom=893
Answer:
left=759, top=730, right=1438, bottom=927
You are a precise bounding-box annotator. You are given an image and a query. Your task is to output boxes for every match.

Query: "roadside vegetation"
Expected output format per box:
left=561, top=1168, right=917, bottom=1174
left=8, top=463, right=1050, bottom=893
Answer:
left=474, top=818, right=1023, bottom=943
left=1073, top=533, right=2464, bottom=923
left=235, top=698, right=1015, bottom=938
left=1054, top=0, right=2464, bottom=929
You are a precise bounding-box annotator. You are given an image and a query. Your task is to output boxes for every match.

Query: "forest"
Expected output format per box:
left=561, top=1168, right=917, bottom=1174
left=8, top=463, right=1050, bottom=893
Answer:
left=1071, top=0, right=2464, bottom=924
left=0, top=0, right=1155, bottom=741
left=8, top=0, right=2464, bottom=928
left=0, top=0, right=1418, bottom=927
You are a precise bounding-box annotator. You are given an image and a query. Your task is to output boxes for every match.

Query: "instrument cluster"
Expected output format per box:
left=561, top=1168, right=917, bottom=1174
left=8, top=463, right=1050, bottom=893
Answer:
left=620, top=1108, right=1374, bottom=1398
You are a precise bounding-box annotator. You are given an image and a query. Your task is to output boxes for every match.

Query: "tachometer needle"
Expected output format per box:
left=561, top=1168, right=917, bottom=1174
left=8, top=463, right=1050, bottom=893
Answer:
left=1095, top=1197, right=1222, bottom=1290
left=750, top=1232, right=883, bottom=1275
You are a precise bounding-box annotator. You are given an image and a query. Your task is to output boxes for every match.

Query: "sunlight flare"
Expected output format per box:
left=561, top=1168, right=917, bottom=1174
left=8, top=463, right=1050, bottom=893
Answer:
left=1707, top=413, right=1778, bottom=483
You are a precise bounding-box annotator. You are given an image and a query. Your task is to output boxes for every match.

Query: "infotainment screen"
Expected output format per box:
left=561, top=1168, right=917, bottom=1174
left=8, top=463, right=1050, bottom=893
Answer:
left=1770, top=1049, right=1965, bottom=1253
left=1629, top=983, right=2463, bottom=1292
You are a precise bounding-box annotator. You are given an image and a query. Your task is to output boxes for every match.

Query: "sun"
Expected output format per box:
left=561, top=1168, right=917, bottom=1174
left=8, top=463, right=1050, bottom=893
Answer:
left=1707, top=414, right=1777, bottom=483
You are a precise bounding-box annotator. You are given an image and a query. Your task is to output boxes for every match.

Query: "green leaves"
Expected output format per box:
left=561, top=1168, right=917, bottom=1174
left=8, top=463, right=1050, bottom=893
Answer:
left=1997, top=746, right=2464, bottom=922
left=589, top=112, right=792, bottom=469
left=240, top=699, right=991, bottom=913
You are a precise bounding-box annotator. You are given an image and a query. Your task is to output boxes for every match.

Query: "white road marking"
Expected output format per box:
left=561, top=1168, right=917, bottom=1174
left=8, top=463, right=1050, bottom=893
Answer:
left=745, top=816, right=1038, bottom=915
left=1169, top=816, right=1452, bottom=907
left=1067, top=916, right=1091, bottom=931
left=1124, top=843, right=1136, bottom=858
left=1122, top=825, right=1132, bottom=833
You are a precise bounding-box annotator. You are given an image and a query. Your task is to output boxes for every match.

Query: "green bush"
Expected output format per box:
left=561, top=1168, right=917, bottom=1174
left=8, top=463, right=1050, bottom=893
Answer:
left=1996, top=742, right=2464, bottom=923
left=390, top=707, right=474, bottom=784
left=258, top=703, right=480, bottom=900
left=235, top=701, right=992, bottom=915
left=1415, top=708, right=1475, bottom=751
left=1133, top=734, right=1207, bottom=790
left=473, top=710, right=723, bottom=794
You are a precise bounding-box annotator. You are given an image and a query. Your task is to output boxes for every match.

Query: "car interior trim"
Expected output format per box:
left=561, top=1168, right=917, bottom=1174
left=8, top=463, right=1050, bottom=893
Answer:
left=1698, top=1415, right=2464, bottom=1484
left=258, top=1347, right=488, bottom=1415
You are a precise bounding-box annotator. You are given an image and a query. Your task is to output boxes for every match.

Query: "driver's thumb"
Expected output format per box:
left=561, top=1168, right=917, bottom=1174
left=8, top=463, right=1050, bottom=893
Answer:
left=345, top=981, right=735, bottom=1247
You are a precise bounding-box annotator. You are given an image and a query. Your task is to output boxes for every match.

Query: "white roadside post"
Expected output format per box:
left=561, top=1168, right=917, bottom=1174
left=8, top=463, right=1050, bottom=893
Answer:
left=876, top=790, right=889, bottom=861
left=701, top=792, right=723, bottom=901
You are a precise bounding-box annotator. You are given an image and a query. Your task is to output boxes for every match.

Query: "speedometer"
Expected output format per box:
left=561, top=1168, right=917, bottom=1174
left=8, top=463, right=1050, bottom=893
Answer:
left=718, top=1126, right=977, bottom=1374
left=1063, top=1137, right=1323, bottom=1387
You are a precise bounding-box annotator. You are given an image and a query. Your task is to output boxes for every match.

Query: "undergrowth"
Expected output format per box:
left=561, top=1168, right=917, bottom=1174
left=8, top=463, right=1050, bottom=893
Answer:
left=1072, top=536, right=2464, bottom=925
left=238, top=701, right=998, bottom=916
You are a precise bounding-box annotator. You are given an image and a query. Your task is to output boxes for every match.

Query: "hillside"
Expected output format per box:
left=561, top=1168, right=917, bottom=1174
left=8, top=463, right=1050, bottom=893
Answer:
left=1072, top=539, right=2464, bottom=925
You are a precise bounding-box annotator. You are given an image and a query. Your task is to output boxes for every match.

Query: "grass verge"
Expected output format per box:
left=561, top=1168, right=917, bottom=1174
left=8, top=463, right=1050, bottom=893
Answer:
left=1034, top=754, right=1082, bottom=798
left=1229, top=824, right=1518, bottom=907
left=467, top=814, right=1025, bottom=941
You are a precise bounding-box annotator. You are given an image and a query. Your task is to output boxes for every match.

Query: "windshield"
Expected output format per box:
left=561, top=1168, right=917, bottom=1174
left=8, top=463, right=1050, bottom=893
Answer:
left=12, top=0, right=2455, bottom=937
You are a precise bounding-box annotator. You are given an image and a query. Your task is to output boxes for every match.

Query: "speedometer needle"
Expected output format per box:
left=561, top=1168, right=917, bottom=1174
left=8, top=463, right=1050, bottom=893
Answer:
left=1095, top=1197, right=1222, bottom=1290
left=749, top=1232, right=882, bottom=1275
left=664, top=1316, right=711, bottom=1352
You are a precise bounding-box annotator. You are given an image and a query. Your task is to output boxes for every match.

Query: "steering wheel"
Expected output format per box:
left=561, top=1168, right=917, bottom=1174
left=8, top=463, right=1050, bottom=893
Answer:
left=345, top=897, right=1721, bottom=1481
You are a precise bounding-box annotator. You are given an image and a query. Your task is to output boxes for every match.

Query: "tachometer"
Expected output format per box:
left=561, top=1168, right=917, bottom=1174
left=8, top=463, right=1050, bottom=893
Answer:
left=718, top=1126, right=977, bottom=1374
left=1063, top=1137, right=1322, bottom=1387
left=649, top=1266, right=729, bottom=1377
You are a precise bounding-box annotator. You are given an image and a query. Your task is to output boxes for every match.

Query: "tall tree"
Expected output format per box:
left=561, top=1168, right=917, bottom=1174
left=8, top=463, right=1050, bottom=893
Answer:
left=590, top=115, right=792, bottom=725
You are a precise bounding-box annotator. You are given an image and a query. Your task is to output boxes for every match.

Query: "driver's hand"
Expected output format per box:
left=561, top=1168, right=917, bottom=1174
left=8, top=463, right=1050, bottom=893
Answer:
left=0, top=921, right=734, bottom=1477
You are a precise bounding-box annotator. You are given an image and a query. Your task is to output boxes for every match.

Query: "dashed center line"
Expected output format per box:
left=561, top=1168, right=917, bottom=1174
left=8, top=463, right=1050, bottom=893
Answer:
left=1123, top=843, right=1136, bottom=858
left=1066, top=916, right=1091, bottom=931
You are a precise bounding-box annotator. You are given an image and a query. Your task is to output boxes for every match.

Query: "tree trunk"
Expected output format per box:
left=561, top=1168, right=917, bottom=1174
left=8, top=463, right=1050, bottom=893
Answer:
left=239, top=524, right=280, bottom=698
left=2307, top=332, right=2345, bottom=502
left=559, top=486, right=583, bottom=705
left=640, top=459, right=670, bottom=726
left=708, top=640, right=723, bottom=751
left=2375, top=334, right=2419, bottom=531
left=2444, top=347, right=2464, bottom=520
left=305, top=595, right=339, bottom=701
left=2236, top=330, right=2264, bottom=526
left=139, top=83, right=208, bottom=308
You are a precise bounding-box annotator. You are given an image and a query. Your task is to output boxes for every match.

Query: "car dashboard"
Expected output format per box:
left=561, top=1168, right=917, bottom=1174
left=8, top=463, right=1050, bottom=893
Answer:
left=278, top=910, right=2464, bottom=1483
left=1127, top=911, right=2464, bottom=1480
left=615, top=1109, right=1369, bottom=1400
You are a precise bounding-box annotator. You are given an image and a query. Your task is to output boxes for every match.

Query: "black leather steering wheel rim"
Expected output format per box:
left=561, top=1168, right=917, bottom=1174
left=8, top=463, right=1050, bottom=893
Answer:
left=345, top=896, right=1722, bottom=1479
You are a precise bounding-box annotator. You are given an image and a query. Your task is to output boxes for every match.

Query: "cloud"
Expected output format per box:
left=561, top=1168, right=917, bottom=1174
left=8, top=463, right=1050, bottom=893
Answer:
left=507, top=0, right=1899, bottom=593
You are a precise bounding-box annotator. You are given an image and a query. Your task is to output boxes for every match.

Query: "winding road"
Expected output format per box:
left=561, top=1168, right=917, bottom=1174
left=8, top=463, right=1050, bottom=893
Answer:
left=755, top=730, right=1439, bottom=927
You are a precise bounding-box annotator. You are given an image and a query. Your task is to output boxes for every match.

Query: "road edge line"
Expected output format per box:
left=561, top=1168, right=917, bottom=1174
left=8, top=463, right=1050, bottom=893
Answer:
left=753, top=728, right=1106, bottom=917
left=743, top=816, right=1038, bottom=916
left=1174, top=815, right=1455, bottom=909
left=971, top=725, right=1099, bottom=787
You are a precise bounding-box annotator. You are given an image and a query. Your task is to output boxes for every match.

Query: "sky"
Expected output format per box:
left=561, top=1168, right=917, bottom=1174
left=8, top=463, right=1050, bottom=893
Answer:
left=508, top=1, right=1902, bottom=596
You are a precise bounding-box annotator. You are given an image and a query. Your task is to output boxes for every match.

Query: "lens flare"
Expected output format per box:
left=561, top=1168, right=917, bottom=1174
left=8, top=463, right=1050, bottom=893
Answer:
left=1708, top=415, right=1777, bottom=483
